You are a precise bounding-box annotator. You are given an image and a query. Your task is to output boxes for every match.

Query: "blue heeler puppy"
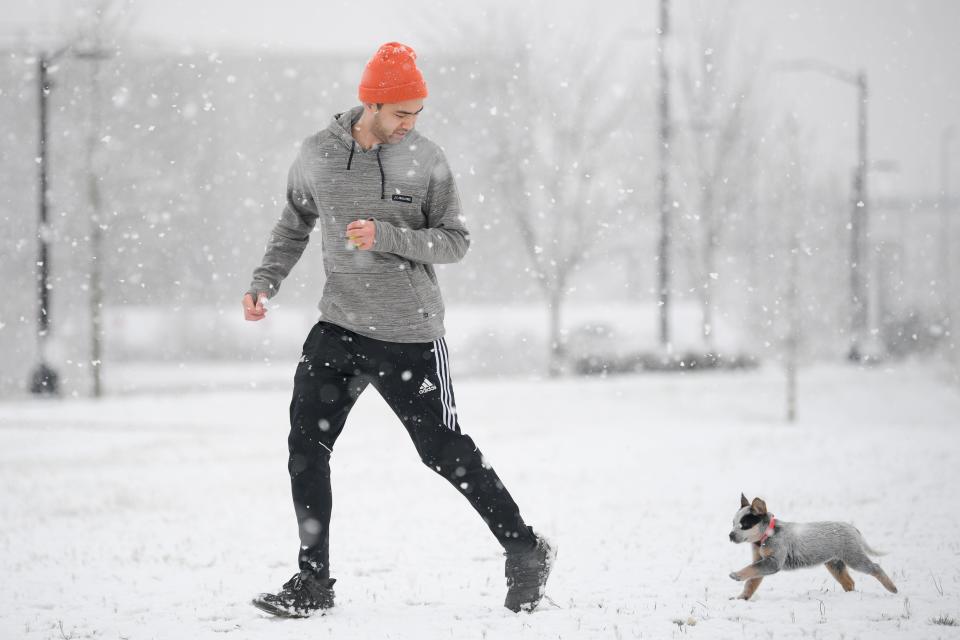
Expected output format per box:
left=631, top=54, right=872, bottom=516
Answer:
left=728, top=494, right=898, bottom=600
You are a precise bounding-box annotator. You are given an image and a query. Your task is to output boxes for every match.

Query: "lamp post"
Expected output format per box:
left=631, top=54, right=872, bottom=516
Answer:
left=772, top=60, right=870, bottom=362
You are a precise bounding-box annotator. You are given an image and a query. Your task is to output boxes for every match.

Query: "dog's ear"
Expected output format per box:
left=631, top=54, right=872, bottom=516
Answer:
left=750, top=497, right=768, bottom=515
left=740, top=493, right=749, bottom=508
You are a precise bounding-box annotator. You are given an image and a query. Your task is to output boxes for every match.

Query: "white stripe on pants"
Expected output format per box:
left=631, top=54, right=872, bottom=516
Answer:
left=433, top=338, right=457, bottom=431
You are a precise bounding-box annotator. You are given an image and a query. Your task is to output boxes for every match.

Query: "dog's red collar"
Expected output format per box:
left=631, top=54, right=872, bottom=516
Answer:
left=759, top=516, right=776, bottom=545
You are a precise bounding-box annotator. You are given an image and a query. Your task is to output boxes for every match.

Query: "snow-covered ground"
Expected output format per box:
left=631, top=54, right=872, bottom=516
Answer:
left=1, top=362, right=959, bottom=639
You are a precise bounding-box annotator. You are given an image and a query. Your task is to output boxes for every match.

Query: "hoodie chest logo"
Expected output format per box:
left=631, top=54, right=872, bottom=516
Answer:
left=391, top=194, right=414, bottom=204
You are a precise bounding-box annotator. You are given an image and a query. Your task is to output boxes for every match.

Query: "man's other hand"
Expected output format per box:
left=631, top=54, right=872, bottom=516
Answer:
left=243, top=292, right=268, bottom=321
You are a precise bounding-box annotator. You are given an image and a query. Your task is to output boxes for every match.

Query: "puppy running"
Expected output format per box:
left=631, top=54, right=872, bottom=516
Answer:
left=728, top=494, right=898, bottom=600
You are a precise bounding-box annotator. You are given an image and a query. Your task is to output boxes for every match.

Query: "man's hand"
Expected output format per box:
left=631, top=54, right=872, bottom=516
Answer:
left=346, top=219, right=376, bottom=251
left=243, top=292, right=268, bottom=321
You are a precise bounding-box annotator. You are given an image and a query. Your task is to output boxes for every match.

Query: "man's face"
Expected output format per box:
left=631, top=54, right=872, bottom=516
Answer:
left=369, top=99, right=424, bottom=144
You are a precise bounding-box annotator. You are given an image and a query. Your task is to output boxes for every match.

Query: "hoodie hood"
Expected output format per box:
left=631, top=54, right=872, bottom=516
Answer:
left=327, top=105, right=422, bottom=153
left=328, top=106, right=362, bottom=150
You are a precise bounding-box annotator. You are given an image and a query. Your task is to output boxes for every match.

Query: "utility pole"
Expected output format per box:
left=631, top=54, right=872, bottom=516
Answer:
left=656, top=0, right=672, bottom=349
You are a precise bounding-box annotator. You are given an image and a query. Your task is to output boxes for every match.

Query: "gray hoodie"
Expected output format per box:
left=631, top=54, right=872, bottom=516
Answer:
left=248, top=106, right=469, bottom=343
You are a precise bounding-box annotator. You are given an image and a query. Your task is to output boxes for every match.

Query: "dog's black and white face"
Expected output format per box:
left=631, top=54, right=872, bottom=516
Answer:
left=729, top=493, right=768, bottom=544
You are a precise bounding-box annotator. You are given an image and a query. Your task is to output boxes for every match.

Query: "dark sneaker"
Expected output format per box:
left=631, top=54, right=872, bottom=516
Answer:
left=504, top=536, right=557, bottom=612
left=251, top=571, right=336, bottom=618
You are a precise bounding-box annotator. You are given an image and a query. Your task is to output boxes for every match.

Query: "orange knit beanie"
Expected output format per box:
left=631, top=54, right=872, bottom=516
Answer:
left=358, top=42, right=428, bottom=104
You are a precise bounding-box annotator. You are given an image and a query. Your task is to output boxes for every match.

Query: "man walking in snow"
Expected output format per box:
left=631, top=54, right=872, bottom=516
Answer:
left=242, top=42, right=555, bottom=617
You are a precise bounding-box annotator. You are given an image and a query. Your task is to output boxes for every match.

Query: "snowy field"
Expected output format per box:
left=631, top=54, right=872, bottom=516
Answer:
left=1, top=361, right=959, bottom=639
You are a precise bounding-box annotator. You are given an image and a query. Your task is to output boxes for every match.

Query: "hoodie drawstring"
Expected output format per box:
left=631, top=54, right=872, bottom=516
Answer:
left=346, top=140, right=385, bottom=200
left=376, top=147, right=385, bottom=200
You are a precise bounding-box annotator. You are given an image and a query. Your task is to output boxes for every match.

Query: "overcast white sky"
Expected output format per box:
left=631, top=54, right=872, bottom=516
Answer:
left=3, top=0, right=959, bottom=196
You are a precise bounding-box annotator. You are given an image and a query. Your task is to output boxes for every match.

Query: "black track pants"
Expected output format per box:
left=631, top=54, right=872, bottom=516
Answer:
left=287, top=321, right=536, bottom=578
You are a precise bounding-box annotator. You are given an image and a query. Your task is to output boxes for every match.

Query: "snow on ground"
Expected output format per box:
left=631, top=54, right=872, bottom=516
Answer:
left=1, top=362, right=959, bottom=639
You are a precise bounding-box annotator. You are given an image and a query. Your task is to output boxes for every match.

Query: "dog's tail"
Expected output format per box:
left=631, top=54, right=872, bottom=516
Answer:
left=855, top=528, right=887, bottom=556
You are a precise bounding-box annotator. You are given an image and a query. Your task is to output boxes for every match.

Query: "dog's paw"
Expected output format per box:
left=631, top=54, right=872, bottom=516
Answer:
left=729, top=572, right=744, bottom=582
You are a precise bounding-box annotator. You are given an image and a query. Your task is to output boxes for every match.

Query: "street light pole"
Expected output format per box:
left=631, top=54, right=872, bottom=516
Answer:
left=770, top=60, right=871, bottom=362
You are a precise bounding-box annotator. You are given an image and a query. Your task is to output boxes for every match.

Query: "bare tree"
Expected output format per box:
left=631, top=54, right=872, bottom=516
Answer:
left=510, top=51, right=631, bottom=374
left=674, top=1, right=760, bottom=350
left=434, top=15, right=638, bottom=375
